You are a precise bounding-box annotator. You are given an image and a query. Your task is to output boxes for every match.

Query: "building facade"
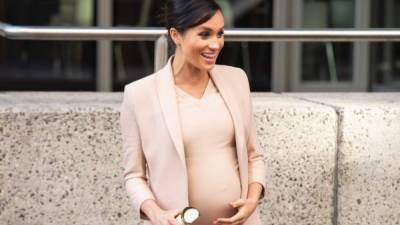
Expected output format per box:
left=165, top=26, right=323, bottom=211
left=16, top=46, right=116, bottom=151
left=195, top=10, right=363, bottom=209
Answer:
left=0, top=0, right=399, bottom=92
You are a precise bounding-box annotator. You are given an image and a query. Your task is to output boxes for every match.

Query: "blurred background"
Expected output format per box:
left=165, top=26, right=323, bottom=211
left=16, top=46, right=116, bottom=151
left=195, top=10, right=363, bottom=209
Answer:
left=0, top=0, right=399, bottom=92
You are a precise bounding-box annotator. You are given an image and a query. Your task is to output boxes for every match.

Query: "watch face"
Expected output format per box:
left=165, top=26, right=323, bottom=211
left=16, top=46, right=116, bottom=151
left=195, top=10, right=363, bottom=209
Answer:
left=182, top=207, right=200, bottom=224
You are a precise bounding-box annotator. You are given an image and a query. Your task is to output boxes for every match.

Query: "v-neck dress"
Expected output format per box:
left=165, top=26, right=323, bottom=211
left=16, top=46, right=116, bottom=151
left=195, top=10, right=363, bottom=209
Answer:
left=174, top=78, right=242, bottom=225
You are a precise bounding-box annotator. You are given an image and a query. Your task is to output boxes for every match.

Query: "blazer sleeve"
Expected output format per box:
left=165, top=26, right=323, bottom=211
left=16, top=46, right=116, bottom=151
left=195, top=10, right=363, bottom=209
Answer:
left=238, top=68, right=266, bottom=201
left=120, top=85, right=155, bottom=220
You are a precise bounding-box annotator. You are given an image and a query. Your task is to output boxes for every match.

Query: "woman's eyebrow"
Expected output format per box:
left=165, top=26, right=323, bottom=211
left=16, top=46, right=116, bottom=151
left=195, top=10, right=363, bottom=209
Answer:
left=199, top=26, right=225, bottom=31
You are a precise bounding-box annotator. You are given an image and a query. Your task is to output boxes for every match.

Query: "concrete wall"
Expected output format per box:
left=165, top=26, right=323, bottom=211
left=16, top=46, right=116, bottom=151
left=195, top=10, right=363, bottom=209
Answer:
left=0, top=92, right=399, bottom=225
left=286, top=93, right=400, bottom=225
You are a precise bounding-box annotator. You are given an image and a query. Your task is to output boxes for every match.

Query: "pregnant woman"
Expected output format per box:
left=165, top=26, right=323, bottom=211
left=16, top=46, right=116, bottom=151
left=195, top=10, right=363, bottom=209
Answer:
left=120, top=0, right=266, bottom=224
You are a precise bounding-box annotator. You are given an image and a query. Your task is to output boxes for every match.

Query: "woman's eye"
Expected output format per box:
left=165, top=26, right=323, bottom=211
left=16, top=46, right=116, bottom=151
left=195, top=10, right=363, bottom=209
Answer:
left=199, top=32, right=210, bottom=38
left=198, top=31, right=224, bottom=39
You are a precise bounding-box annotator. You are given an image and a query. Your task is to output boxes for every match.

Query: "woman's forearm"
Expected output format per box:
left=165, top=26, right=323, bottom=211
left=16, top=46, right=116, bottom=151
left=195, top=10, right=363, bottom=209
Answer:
left=247, top=182, right=263, bottom=202
left=141, top=199, right=163, bottom=220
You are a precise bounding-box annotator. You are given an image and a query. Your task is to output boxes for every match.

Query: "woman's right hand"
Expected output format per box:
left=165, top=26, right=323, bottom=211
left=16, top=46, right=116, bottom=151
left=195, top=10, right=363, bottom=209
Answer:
left=141, top=199, right=183, bottom=225
left=149, top=208, right=183, bottom=225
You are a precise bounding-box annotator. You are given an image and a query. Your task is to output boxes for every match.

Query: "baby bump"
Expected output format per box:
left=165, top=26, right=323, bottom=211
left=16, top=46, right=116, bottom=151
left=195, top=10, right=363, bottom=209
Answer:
left=186, top=148, right=241, bottom=225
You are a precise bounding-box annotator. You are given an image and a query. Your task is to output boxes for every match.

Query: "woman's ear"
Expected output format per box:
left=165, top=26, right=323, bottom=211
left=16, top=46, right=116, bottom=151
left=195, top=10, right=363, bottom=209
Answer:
left=169, top=28, right=181, bottom=46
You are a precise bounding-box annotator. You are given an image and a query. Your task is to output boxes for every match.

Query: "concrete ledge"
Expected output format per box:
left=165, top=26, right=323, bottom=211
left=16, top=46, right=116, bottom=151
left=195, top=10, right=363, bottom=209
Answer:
left=0, top=92, right=125, bottom=225
left=286, top=93, right=400, bottom=225
left=1, top=92, right=399, bottom=225
left=253, top=93, right=337, bottom=225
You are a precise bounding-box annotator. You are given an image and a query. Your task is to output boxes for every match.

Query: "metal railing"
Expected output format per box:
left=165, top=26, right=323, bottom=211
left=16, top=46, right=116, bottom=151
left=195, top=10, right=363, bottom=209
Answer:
left=1, top=22, right=400, bottom=90
left=2, top=22, right=400, bottom=68
left=2, top=22, right=400, bottom=42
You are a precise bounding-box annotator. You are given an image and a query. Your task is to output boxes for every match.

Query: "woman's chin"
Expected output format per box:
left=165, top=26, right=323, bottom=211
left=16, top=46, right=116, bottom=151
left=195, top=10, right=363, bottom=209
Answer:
left=200, top=60, right=217, bottom=70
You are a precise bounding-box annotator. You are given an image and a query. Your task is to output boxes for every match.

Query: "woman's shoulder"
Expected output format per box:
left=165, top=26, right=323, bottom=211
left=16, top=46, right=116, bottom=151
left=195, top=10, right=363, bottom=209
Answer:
left=124, top=72, right=157, bottom=95
left=213, top=64, right=250, bottom=89
left=122, top=72, right=159, bottom=110
left=214, top=64, right=246, bottom=75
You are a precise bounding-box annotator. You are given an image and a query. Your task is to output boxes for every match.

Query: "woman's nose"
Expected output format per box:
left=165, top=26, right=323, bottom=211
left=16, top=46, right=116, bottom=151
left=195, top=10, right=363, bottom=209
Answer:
left=209, top=41, right=220, bottom=50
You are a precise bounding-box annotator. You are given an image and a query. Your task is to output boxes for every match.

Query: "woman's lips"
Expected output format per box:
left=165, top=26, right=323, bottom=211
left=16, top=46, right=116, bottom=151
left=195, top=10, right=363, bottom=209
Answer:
left=201, top=52, right=217, bottom=64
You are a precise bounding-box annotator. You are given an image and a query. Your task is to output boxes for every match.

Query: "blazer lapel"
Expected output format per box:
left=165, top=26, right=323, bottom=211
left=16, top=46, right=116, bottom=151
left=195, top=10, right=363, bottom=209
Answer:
left=209, top=68, right=246, bottom=176
left=155, top=57, right=186, bottom=169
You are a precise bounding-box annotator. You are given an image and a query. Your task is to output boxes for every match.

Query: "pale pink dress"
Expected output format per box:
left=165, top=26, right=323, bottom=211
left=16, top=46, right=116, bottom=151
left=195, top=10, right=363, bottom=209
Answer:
left=175, top=77, right=242, bottom=225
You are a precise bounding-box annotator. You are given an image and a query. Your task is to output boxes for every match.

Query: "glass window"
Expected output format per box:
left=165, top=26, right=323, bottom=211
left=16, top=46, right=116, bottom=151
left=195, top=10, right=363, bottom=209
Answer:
left=301, top=0, right=355, bottom=82
left=370, top=0, right=400, bottom=91
left=0, top=0, right=96, bottom=91
left=112, top=0, right=157, bottom=91
left=218, top=0, right=273, bottom=91
left=112, top=41, right=155, bottom=91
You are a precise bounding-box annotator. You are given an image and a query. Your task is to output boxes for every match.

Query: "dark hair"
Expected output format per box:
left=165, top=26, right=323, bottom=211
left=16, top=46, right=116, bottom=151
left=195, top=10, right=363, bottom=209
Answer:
left=160, top=0, right=222, bottom=53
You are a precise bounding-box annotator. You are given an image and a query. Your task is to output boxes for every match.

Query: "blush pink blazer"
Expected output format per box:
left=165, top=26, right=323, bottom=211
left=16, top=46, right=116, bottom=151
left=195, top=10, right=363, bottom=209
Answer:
left=120, top=57, right=266, bottom=223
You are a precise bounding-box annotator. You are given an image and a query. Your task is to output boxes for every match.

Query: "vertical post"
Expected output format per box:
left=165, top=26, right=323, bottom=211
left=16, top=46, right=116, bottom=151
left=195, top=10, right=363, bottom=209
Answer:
left=288, top=0, right=303, bottom=91
left=96, top=0, right=113, bottom=92
left=353, top=0, right=371, bottom=91
left=154, top=35, right=168, bottom=72
left=383, top=0, right=394, bottom=85
left=272, top=0, right=289, bottom=92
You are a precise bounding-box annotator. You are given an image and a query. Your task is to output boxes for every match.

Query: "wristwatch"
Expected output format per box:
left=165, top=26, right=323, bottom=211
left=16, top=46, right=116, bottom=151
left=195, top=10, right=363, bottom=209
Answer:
left=175, top=207, right=200, bottom=224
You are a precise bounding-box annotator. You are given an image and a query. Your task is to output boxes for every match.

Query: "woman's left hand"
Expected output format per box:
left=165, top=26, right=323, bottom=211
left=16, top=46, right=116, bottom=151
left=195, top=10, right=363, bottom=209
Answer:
left=213, top=198, right=258, bottom=225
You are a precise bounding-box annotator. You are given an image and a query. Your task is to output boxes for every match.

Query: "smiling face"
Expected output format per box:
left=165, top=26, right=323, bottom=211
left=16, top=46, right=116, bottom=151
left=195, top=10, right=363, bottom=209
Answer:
left=170, top=10, right=225, bottom=71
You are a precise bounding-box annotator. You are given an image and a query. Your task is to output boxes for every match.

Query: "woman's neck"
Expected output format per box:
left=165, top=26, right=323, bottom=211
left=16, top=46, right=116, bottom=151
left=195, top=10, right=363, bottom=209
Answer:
left=172, top=53, right=209, bottom=86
